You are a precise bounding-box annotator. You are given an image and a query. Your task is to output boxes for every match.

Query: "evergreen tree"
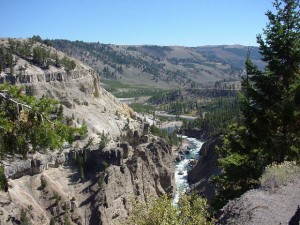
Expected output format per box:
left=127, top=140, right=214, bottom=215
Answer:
left=0, top=46, right=5, bottom=72
left=0, top=84, right=87, bottom=158
left=213, top=0, right=300, bottom=210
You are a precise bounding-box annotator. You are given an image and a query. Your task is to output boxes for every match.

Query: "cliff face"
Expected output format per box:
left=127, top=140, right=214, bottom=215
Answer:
left=98, top=138, right=174, bottom=225
left=0, top=39, right=175, bottom=224
left=187, top=137, right=221, bottom=204
left=0, top=135, right=174, bottom=225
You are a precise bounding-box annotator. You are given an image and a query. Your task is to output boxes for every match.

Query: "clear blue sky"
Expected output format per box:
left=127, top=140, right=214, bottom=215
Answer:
left=1, top=0, right=274, bottom=46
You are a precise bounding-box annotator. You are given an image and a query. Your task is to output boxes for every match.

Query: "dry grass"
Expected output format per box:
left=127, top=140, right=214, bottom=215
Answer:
left=260, top=161, right=300, bottom=189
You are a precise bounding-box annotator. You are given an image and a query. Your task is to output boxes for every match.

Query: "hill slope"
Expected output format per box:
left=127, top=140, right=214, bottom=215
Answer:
left=51, top=40, right=263, bottom=89
left=0, top=38, right=136, bottom=139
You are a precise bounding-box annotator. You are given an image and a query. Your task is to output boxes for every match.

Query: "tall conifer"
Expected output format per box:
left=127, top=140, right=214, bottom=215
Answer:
left=213, top=0, right=300, bottom=210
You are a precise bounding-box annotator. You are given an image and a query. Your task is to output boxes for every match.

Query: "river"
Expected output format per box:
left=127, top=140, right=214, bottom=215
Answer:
left=173, top=136, right=204, bottom=204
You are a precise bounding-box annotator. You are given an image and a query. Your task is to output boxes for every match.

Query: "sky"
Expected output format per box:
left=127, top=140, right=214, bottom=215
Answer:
left=0, top=0, right=274, bottom=47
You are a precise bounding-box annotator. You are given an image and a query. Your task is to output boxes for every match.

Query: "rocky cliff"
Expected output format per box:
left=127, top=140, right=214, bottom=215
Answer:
left=0, top=39, right=175, bottom=225
left=0, top=132, right=174, bottom=225
left=187, top=137, right=221, bottom=205
left=0, top=38, right=136, bottom=139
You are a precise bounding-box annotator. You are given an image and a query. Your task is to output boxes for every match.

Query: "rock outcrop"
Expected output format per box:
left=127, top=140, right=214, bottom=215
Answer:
left=217, top=177, right=300, bottom=225
left=97, top=138, right=174, bottom=225
left=187, top=137, right=221, bottom=204
left=0, top=134, right=174, bottom=225
left=3, top=150, right=69, bottom=180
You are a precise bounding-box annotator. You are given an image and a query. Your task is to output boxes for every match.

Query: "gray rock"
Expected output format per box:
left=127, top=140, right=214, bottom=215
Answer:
left=217, top=178, right=300, bottom=225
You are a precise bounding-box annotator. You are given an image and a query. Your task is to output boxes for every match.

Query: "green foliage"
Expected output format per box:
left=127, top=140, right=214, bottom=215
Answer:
left=53, top=191, right=61, bottom=204
left=97, top=173, right=104, bottom=188
left=0, top=84, right=87, bottom=158
left=101, top=79, right=168, bottom=98
left=212, top=124, right=265, bottom=210
left=150, top=124, right=181, bottom=146
left=30, top=35, right=43, bottom=43
left=40, top=175, right=47, bottom=189
left=20, top=207, right=31, bottom=225
left=60, top=56, right=76, bottom=71
left=0, top=38, right=76, bottom=72
left=0, top=166, right=6, bottom=191
left=32, top=46, right=49, bottom=67
left=183, top=96, right=241, bottom=138
left=63, top=215, right=71, bottom=225
left=49, top=217, right=56, bottom=225
left=98, top=131, right=109, bottom=151
left=93, top=77, right=100, bottom=98
left=52, top=40, right=165, bottom=79
left=124, top=193, right=213, bottom=225
left=213, top=0, right=300, bottom=210
left=129, top=103, right=155, bottom=113
left=260, top=161, right=300, bottom=189
left=0, top=43, right=15, bottom=74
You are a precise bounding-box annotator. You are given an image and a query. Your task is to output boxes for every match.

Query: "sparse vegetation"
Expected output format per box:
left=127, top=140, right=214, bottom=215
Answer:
left=53, top=192, right=61, bottom=204
left=0, top=166, right=6, bottom=191
left=98, top=131, right=109, bottom=151
left=40, top=175, right=47, bottom=189
left=49, top=217, right=56, bottom=225
left=19, top=206, right=33, bottom=225
left=0, top=36, right=76, bottom=74
left=51, top=39, right=260, bottom=89
left=63, top=215, right=71, bottom=225
left=260, top=161, right=300, bottom=189
left=97, top=173, right=104, bottom=188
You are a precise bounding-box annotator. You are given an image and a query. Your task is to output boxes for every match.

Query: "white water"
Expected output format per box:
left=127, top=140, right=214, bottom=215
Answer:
left=173, top=136, right=204, bottom=204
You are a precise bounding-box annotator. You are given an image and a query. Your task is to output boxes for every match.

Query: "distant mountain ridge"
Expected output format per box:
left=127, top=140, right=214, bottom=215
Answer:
left=51, top=40, right=263, bottom=89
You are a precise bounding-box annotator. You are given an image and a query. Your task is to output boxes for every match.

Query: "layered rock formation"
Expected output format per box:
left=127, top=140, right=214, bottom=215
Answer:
left=0, top=39, right=174, bottom=224
left=0, top=134, right=174, bottom=225
left=0, top=39, right=136, bottom=139
left=97, top=138, right=174, bottom=224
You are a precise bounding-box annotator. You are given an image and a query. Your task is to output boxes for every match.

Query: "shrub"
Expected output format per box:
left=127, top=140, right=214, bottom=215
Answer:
left=98, top=132, right=109, bottom=151
left=20, top=208, right=30, bottom=225
left=53, top=192, right=61, bottom=204
left=40, top=175, right=47, bottom=189
left=49, top=217, right=56, bottom=225
left=0, top=166, right=6, bottom=191
left=260, top=161, right=300, bottom=189
left=124, top=193, right=213, bottom=225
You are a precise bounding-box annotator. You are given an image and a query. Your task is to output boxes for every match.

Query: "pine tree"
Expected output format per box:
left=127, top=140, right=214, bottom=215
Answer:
left=213, top=0, right=300, bottom=210
left=0, top=84, right=87, bottom=158
left=243, top=0, right=300, bottom=163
